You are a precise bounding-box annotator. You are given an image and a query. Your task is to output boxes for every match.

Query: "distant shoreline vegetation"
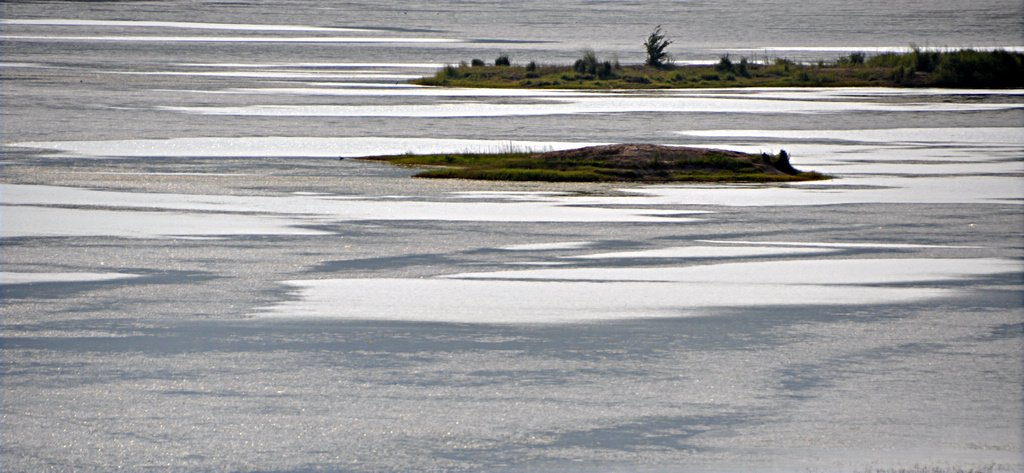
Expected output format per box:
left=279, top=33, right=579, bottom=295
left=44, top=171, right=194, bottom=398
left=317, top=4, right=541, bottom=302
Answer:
left=414, top=47, right=1024, bottom=89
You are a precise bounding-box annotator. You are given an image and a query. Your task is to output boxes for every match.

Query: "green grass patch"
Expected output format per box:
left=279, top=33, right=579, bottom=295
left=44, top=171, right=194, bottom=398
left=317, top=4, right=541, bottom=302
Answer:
left=365, top=145, right=831, bottom=183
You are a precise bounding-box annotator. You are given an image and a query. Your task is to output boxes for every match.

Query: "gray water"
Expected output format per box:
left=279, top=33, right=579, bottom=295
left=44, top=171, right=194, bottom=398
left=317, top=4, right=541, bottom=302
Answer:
left=2, top=1, right=1023, bottom=472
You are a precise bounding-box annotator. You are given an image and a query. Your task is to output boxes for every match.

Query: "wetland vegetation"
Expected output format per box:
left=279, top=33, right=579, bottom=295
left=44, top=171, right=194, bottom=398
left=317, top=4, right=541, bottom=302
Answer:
left=367, top=144, right=828, bottom=183
left=415, top=46, right=1024, bottom=90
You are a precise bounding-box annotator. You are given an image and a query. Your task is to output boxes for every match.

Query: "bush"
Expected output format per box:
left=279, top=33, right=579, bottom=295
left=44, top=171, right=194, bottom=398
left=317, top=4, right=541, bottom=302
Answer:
left=737, top=57, right=751, bottom=77
left=644, top=26, right=673, bottom=68
left=769, top=149, right=798, bottom=174
left=911, top=45, right=938, bottom=72
left=716, top=55, right=733, bottom=73
left=470, top=58, right=485, bottom=67
left=495, top=54, right=511, bottom=67
left=574, top=49, right=600, bottom=74
left=441, top=64, right=462, bottom=79
left=933, top=49, right=1024, bottom=87
left=525, top=61, right=537, bottom=72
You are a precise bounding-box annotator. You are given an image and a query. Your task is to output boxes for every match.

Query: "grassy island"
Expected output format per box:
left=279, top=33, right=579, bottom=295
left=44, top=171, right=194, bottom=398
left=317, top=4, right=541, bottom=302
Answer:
left=367, top=144, right=828, bottom=183
left=414, top=48, right=1024, bottom=89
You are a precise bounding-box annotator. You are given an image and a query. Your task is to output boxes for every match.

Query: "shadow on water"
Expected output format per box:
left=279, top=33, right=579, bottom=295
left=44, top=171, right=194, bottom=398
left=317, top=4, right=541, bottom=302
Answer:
left=541, top=412, right=758, bottom=452
left=0, top=301, right=976, bottom=359
left=0, top=271, right=216, bottom=300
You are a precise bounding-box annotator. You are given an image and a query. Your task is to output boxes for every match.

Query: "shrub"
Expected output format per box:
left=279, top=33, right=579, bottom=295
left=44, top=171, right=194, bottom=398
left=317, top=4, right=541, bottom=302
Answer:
left=769, top=149, right=798, bottom=174
left=737, top=57, right=751, bottom=77
left=574, top=49, right=600, bottom=74
left=495, top=54, right=511, bottom=66
left=933, top=48, right=1024, bottom=87
left=525, top=61, right=537, bottom=72
left=910, top=45, right=938, bottom=72
left=643, top=26, right=673, bottom=68
left=470, top=58, right=485, bottom=67
left=442, top=64, right=462, bottom=79
left=716, top=55, right=733, bottom=73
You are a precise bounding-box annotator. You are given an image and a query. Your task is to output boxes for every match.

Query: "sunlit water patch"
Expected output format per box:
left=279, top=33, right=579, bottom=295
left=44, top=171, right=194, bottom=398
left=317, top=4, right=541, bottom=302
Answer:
left=0, top=206, right=330, bottom=238
left=0, top=19, right=376, bottom=33
left=697, top=240, right=988, bottom=249
left=256, top=258, right=1018, bottom=324
left=1, top=183, right=695, bottom=239
left=156, top=95, right=1018, bottom=118
left=10, top=137, right=598, bottom=159
left=722, top=45, right=1024, bottom=54
left=567, top=245, right=842, bottom=259
left=679, top=127, right=1024, bottom=147
left=208, top=86, right=620, bottom=98
left=623, top=175, right=1023, bottom=206
left=126, top=71, right=427, bottom=80
left=2, top=35, right=462, bottom=44
left=448, top=257, right=1018, bottom=284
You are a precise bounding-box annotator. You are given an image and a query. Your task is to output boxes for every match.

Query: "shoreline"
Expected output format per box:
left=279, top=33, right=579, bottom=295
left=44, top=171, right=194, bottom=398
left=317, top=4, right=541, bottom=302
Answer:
left=413, top=48, right=1024, bottom=90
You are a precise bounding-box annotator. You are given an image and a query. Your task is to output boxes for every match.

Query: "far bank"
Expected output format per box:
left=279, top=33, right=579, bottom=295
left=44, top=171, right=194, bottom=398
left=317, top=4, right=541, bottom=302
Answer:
left=414, top=48, right=1024, bottom=90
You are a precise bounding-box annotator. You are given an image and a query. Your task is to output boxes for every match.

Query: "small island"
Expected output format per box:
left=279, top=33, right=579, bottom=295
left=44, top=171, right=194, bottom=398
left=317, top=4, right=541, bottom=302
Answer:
left=366, top=144, right=828, bottom=183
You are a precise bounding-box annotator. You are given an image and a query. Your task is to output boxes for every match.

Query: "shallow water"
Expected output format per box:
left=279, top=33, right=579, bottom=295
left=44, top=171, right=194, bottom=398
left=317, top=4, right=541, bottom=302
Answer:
left=2, top=1, right=1023, bottom=472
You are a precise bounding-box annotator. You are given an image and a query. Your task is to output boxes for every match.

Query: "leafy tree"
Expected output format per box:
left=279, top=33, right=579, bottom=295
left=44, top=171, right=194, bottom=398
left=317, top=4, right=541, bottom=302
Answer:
left=644, top=26, right=673, bottom=68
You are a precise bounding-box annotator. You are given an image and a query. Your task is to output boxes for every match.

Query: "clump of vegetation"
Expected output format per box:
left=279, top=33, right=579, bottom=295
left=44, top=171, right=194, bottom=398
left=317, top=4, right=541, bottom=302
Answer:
left=416, top=45, right=1024, bottom=90
left=870, top=45, right=1024, bottom=87
left=366, top=144, right=828, bottom=183
left=572, top=49, right=615, bottom=79
left=643, top=26, right=673, bottom=68
left=737, top=57, right=751, bottom=77
left=715, top=55, right=733, bottom=73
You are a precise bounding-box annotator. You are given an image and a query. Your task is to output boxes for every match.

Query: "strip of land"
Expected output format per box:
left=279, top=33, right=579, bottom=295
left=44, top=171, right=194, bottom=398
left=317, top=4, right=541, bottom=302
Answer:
left=366, top=144, right=828, bottom=183
left=413, top=49, right=1024, bottom=89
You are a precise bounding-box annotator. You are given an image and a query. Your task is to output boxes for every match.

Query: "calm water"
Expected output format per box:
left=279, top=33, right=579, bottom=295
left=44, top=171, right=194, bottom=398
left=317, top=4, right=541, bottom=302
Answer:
left=2, top=1, right=1023, bottom=472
